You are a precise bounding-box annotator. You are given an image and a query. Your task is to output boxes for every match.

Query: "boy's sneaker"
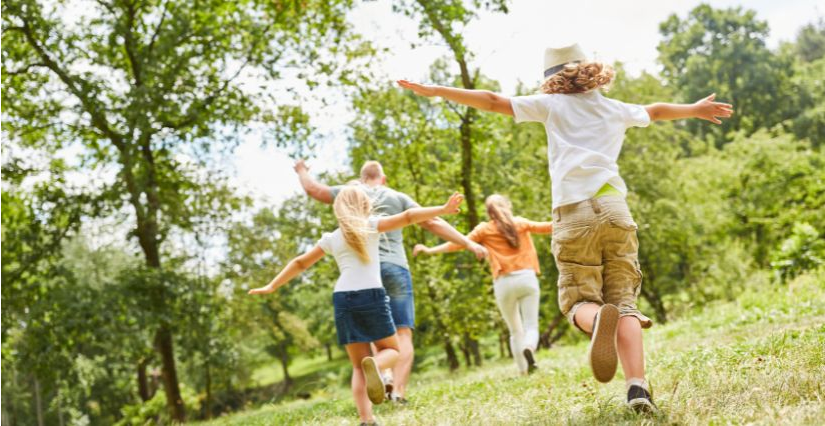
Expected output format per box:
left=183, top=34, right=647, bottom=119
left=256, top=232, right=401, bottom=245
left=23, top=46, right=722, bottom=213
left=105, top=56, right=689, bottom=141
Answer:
left=523, top=348, right=538, bottom=374
left=361, top=357, right=386, bottom=405
left=627, top=383, right=657, bottom=413
left=588, top=304, right=619, bottom=383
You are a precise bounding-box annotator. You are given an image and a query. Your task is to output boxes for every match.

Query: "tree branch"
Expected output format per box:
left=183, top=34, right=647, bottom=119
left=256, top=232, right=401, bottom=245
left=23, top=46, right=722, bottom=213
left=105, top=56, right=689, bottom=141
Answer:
left=17, top=17, right=123, bottom=145
left=147, top=0, right=169, bottom=56
left=122, top=0, right=144, bottom=87
left=4, top=62, right=47, bottom=75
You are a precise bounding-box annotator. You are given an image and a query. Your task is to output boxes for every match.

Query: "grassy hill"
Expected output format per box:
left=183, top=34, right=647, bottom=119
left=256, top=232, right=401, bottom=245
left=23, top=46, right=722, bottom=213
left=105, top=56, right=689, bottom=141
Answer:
left=200, top=270, right=825, bottom=425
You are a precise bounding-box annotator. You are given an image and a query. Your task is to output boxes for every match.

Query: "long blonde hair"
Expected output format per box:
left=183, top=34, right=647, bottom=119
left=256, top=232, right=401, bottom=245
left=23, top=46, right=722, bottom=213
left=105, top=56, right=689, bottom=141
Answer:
left=540, top=61, right=615, bottom=94
left=333, top=185, right=373, bottom=263
left=486, top=194, right=519, bottom=249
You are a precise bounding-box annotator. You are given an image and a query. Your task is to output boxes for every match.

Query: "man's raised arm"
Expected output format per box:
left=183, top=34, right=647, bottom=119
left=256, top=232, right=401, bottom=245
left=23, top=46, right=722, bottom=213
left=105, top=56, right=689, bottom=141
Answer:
left=294, top=160, right=334, bottom=204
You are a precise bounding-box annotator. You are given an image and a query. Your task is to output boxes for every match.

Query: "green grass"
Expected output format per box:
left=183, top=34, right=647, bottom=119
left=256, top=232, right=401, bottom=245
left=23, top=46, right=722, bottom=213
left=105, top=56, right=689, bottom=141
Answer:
left=201, top=271, right=825, bottom=425
left=250, top=353, right=350, bottom=389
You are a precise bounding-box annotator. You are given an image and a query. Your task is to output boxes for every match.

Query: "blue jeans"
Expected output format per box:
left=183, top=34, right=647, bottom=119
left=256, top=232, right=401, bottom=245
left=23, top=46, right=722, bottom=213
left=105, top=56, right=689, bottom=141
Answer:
left=380, top=262, right=415, bottom=329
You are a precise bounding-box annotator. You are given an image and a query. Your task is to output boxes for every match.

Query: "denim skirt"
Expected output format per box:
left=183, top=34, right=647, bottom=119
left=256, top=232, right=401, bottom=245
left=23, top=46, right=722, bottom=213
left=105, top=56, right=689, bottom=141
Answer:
left=332, top=287, right=396, bottom=345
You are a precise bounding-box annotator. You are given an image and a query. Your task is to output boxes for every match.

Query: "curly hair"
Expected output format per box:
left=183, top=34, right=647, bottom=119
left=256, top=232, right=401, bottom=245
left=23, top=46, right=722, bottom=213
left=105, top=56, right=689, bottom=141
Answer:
left=540, top=62, right=615, bottom=94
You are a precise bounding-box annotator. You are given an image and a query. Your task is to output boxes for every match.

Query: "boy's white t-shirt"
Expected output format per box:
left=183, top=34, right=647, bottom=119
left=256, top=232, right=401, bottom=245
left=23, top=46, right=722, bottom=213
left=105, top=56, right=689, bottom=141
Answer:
left=510, top=91, right=650, bottom=210
left=317, top=217, right=383, bottom=293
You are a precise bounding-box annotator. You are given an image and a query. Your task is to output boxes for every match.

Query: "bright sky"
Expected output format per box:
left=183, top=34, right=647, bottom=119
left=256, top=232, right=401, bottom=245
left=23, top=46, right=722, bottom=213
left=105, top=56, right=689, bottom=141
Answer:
left=231, top=0, right=823, bottom=206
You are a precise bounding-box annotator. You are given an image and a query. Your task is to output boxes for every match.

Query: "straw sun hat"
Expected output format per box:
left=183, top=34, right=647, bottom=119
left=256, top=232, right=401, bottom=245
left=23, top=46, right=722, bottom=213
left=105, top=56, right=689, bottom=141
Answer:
left=543, top=44, right=587, bottom=78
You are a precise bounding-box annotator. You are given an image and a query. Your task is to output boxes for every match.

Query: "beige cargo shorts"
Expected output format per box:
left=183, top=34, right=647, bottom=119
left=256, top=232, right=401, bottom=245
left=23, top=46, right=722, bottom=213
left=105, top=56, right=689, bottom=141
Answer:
left=551, top=195, right=653, bottom=330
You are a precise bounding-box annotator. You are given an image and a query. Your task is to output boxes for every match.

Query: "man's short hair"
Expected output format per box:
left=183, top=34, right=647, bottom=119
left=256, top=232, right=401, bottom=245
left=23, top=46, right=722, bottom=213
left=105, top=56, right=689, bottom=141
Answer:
left=360, top=161, right=384, bottom=181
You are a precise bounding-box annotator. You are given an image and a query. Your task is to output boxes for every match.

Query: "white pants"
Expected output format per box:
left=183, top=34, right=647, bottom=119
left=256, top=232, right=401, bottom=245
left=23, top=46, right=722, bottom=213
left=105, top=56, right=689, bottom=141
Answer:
left=493, top=269, right=540, bottom=373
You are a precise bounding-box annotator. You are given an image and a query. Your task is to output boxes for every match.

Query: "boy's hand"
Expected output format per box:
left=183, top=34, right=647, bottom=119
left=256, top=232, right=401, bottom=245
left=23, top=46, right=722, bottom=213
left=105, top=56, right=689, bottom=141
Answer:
left=248, top=284, right=275, bottom=295
left=442, top=192, right=464, bottom=214
left=293, top=159, right=309, bottom=175
left=397, top=80, right=438, bottom=97
left=694, top=94, right=734, bottom=124
left=412, top=244, right=429, bottom=257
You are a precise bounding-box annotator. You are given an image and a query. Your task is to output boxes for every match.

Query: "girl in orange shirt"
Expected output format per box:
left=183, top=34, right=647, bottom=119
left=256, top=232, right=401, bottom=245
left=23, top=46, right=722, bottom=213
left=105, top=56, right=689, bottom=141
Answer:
left=413, top=194, right=552, bottom=375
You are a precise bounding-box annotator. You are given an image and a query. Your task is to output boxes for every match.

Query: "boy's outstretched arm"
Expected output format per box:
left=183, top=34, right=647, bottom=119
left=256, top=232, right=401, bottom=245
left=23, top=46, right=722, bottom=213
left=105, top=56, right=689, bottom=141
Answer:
left=294, top=160, right=334, bottom=204
left=378, top=192, right=464, bottom=232
left=645, top=94, right=734, bottom=124
left=397, top=80, right=514, bottom=116
left=248, top=246, right=325, bottom=295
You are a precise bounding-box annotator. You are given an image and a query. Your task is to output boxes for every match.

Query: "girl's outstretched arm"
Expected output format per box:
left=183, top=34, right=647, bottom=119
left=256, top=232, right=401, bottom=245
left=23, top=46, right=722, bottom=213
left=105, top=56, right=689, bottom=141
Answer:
left=645, top=94, right=734, bottom=124
left=397, top=80, right=514, bottom=116
left=412, top=242, right=464, bottom=257
left=524, top=220, right=553, bottom=235
left=378, top=192, right=464, bottom=232
left=248, top=246, right=325, bottom=295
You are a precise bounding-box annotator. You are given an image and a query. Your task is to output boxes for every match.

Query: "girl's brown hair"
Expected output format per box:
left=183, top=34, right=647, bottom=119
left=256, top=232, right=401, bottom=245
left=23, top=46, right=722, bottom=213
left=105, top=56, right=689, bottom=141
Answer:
left=486, top=194, right=519, bottom=249
left=540, top=62, right=615, bottom=94
left=333, top=185, right=373, bottom=263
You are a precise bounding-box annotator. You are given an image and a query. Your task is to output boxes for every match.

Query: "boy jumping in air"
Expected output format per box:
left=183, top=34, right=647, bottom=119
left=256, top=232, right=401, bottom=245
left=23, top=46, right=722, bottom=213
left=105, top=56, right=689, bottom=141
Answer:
left=398, top=43, right=733, bottom=411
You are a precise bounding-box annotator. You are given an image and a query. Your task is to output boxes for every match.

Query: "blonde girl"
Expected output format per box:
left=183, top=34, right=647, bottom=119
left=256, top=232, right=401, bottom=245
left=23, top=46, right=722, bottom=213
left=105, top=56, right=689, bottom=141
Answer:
left=249, top=186, right=464, bottom=425
left=413, top=194, right=552, bottom=375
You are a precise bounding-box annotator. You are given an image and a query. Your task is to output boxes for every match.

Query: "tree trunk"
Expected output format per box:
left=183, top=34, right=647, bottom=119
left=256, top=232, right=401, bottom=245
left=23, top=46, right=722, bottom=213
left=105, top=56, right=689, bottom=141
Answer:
left=444, top=338, right=460, bottom=372
left=326, top=343, right=333, bottom=362
left=498, top=331, right=507, bottom=358
left=640, top=285, right=667, bottom=324
left=549, top=324, right=567, bottom=347
left=154, top=326, right=185, bottom=422
left=279, top=346, right=292, bottom=386
left=140, top=217, right=184, bottom=422
left=137, top=358, right=151, bottom=401
left=459, top=116, right=479, bottom=229
left=33, top=377, right=44, bottom=426
left=460, top=338, right=471, bottom=367
left=539, top=312, right=565, bottom=349
left=464, top=333, right=482, bottom=366
left=205, top=362, right=212, bottom=419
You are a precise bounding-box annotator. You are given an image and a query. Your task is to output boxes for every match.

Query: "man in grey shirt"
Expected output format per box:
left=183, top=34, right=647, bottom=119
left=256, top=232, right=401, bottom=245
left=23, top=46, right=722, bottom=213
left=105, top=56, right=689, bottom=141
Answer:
left=295, top=159, right=486, bottom=402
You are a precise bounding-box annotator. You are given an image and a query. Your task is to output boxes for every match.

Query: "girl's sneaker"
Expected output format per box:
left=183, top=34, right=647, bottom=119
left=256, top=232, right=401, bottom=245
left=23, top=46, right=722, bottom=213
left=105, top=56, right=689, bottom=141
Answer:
left=523, top=348, right=538, bottom=374
left=383, top=372, right=394, bottom=400
left=389, top=393, right=409, bottom=405
left=362, top=357, right=386, bottom=405
left=588, top=304, right=619, bottom=383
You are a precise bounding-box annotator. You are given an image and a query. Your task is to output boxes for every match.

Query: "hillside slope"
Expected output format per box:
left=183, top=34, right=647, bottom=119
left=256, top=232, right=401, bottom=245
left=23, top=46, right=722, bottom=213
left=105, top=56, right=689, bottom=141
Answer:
left=202, top=271, right=825, bottom=425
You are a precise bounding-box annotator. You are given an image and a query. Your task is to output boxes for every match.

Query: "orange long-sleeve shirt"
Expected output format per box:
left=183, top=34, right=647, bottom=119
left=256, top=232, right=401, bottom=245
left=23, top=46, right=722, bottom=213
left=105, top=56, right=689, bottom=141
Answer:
left=447, top=217, right=553, bottom=279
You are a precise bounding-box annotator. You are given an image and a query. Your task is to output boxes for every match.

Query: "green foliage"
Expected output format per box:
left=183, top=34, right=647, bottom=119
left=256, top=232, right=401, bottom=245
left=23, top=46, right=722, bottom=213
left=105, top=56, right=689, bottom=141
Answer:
left=116, top=384, right=200, bottom=426
left=658, top=4, right=796, bottom=142
left=788, top=56, right=825, bottom=146
left=795, top=19, right=825, bottom=63
left=770, top=223, right=825, bottom=283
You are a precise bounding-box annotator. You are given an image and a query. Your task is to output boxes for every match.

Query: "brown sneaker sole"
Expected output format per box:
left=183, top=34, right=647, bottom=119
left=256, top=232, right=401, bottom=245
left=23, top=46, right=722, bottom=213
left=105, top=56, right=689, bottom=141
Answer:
left=589, top=304, right=619, bottom=383
left=361, top=357, right=385, bottom=404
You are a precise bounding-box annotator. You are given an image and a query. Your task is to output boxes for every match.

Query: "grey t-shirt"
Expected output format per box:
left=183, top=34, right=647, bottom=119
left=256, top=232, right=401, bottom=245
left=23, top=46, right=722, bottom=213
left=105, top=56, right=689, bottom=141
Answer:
left=330, top=183, right=419, bottom=269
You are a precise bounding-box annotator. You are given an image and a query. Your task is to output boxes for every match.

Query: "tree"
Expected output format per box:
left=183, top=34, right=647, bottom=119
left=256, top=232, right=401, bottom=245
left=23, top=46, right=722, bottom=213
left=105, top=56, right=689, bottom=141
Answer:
left=3, top=0, right=364, bottom=420
left=389, top=0, right=510, bottom=367
left=224, top=198, right=331, bottom=389
left=658, top=5, right=795, bottom=144
left=795, top=19, right=825, bottom=63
